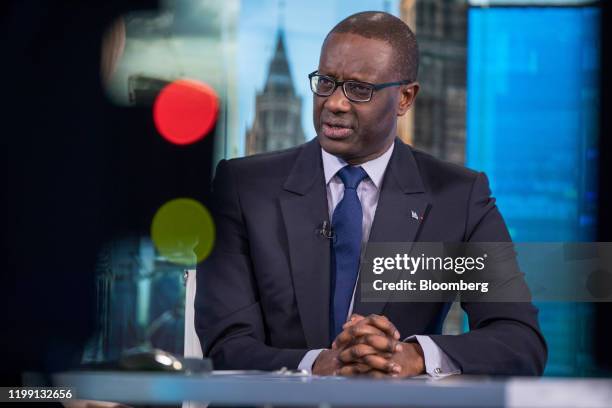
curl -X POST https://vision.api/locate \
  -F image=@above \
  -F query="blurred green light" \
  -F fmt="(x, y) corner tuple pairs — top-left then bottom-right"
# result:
(151, 198), (215, 266)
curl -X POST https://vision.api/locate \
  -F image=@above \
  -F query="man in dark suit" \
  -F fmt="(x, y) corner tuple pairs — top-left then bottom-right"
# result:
(196, 11), (547, 377)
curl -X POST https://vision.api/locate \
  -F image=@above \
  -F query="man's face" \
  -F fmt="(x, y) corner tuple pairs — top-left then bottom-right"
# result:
(314, 33), (402, 164)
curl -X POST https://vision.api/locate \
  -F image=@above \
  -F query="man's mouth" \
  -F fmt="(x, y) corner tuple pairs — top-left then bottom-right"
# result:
(321, 122), (353, 139)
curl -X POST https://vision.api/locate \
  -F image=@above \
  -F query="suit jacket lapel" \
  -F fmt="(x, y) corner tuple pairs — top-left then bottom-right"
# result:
(354, 139), (431, 317)
(280, 138), (331, 348)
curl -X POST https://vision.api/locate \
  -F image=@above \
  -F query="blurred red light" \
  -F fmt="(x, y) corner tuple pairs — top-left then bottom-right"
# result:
(153, 79), (219, 145)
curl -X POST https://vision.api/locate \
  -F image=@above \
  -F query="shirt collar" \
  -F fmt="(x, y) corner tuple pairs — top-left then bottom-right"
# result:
(321, 141), (394, 189)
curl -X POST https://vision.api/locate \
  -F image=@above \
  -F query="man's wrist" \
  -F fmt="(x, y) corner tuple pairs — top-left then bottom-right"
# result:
(411, 341), (426, 374)
(312, 348), (338, 376)
(298, 349), (325, 374)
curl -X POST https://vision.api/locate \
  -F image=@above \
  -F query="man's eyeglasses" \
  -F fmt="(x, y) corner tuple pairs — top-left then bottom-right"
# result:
(308, 70), (412, 103)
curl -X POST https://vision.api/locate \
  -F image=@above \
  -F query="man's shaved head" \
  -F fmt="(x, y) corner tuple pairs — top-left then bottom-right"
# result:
(324, 11), (419, 82)
(314, 11), (421, 164)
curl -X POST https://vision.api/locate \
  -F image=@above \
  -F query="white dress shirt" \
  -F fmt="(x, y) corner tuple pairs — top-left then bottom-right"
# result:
(298, 142), (461, 378)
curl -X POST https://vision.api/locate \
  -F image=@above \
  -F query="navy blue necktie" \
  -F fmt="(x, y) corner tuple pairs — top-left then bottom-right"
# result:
(330, 165), (368, 340)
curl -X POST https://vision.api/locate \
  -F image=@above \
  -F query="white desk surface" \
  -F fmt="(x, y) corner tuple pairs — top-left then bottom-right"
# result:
(52, 370), (612, 408)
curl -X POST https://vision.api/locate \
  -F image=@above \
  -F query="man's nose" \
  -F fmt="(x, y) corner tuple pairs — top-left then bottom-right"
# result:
(324, 85), (351, 113)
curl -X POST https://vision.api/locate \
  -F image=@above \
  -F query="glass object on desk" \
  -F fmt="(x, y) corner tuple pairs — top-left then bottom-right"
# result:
(82, 236), (191, 364)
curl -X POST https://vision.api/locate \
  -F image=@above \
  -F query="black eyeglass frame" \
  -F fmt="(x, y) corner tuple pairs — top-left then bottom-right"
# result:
(308, 70), (413, 103)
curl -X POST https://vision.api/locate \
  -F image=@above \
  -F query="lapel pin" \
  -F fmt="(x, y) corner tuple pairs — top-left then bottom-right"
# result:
(411, 210), (419, 221)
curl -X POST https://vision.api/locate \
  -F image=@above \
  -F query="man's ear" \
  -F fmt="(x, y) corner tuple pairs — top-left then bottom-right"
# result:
(397, 82), (420, 116)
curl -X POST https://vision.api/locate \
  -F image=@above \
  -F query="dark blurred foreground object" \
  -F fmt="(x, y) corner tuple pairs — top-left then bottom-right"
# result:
(0, 0), (215, 385)
(0, 0), (125, 385)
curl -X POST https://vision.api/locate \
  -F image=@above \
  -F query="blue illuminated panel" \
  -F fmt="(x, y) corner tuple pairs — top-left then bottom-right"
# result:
(467, 7), (599, 376)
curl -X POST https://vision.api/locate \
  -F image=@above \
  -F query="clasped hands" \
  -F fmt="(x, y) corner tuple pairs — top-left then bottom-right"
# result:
(312, 313), (425, 378)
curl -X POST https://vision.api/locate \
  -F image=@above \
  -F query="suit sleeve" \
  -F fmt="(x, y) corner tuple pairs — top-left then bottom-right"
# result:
(195, 159), (309, 370)
(428, 172), (548, 376)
